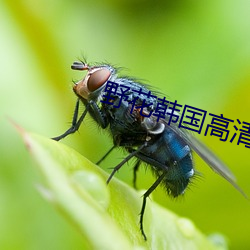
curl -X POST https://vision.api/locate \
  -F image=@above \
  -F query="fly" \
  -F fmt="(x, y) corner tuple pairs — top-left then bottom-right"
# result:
(52, 60), (246, 240)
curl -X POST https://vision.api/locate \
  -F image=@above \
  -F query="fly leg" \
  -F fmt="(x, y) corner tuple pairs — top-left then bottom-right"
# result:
(133, 160), (141, 189)
(107, 143), (146, 184)
(52, 99), (88, 141)
(96, 145), (116, 165)
(88, 100), (107, 129)
(140, 172), (167, 240)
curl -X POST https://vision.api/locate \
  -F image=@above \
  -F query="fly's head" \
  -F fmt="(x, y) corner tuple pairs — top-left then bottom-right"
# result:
(72, 61), (115, 100)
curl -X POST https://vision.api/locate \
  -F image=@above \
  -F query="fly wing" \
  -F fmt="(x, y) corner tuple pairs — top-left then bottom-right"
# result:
(160, 120), (247, 198)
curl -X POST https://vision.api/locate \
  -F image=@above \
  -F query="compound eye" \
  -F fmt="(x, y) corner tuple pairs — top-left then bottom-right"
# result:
(87, 68), (111, 92)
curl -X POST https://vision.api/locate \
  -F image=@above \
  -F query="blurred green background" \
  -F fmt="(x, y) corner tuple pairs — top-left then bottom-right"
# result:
(1, 0), (250, 249)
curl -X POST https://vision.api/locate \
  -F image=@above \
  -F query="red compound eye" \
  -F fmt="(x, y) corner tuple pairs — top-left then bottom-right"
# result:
(87, 68), (111, 92)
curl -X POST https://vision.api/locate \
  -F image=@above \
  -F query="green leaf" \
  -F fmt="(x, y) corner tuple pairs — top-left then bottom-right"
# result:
(19, 128), (227, 250)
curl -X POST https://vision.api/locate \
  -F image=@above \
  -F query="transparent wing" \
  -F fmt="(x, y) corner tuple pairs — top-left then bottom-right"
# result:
(161, 120), (247, 198)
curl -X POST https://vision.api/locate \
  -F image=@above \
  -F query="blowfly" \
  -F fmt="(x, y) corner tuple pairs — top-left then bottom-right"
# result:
(52, 60), (246, 240)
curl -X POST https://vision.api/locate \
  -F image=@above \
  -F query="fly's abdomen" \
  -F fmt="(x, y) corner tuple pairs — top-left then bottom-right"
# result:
(163, 128), (194, 197)
(137, 127), (194, 197)
(164, 154), (193, 197)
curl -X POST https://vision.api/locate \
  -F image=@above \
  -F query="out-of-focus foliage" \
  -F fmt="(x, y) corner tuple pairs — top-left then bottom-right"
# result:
(18, 129), (225, 250)
(0, 0), (250, 249)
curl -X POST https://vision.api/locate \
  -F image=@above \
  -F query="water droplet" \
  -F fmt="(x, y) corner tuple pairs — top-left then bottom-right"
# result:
(71, 170), (110, 209)
(177, 217), (196, 238)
